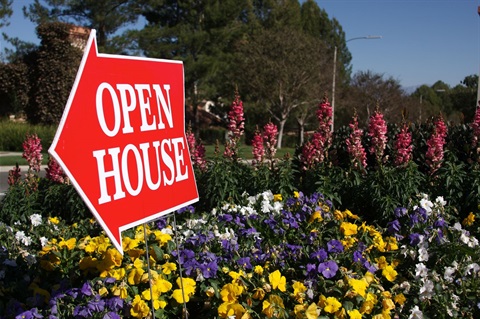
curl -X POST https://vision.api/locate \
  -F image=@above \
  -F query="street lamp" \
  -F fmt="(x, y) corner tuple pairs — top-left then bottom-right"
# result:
(331, 35), (382, 131)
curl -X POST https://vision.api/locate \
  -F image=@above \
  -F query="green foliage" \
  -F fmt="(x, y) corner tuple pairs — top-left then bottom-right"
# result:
(0, 0), (12, 28)
(0, 120), (56, 151)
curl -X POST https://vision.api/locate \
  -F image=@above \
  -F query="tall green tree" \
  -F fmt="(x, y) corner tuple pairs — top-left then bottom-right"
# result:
(301, 0), (351, 85)
(136, 0), (252, 133)
(23, 0), (141, 52)
(0, 0), (12, 28)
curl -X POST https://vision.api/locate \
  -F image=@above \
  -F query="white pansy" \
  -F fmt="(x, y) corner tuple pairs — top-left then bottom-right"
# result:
(419, 279), (434, 300)
(415, 263), (428, 279)
(444, 266), (456, 282)
(408, 305), (423, 319)
(435, 196), (447, 206)
(40, 237), (49, 247)
(15, 231), (32, 246)
(418, 247), (429, 262)
(161, 227), (173, 235)
(464, 263), (480, 276)
(420, 198), (433, 213)
(30, 213), (42, 226)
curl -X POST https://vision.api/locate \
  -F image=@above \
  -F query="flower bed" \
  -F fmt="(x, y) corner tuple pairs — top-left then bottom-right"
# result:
(1, 190), (479, 318)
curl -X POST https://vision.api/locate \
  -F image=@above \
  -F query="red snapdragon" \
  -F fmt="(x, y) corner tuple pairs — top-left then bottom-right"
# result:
(394, 123), (413, 166)
(300, 95), (333, 169)
(471, 105), (480, 155)
(346, 113), (367, 171)
(46, 156), (67, 183)
(186, 127), (207, 171)
(251, 128), (265, 164)
(22, 134), (43, 173)
(224, 91), (245, 159)
(263, 122), (278, 160)
(367, 108), (388, 164)
(426, 116), (447, 175)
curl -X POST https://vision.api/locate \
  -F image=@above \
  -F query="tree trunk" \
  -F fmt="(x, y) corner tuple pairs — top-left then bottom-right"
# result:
(277, 119), (287, 149)
(297, 120), (305, 145)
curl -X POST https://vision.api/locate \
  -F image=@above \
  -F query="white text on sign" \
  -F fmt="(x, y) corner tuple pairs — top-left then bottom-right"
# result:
(92, 82), (188, 204)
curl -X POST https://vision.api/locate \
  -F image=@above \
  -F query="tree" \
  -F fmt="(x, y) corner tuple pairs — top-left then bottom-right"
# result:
(136, 0), (252, 134)
(0, 0), (12, 28)
(301, 0), (351, 85)
(25, 22), (83, 125)
(23, 0), (141, 52)
(235, 26), (330, 148)
(338, 71), (411, 127)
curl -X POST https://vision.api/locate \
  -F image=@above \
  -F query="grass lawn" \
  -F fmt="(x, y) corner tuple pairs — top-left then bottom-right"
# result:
(0, 145), (296, 167)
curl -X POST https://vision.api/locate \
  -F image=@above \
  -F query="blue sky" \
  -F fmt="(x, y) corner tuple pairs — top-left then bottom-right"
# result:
(1, 0), (479, 89)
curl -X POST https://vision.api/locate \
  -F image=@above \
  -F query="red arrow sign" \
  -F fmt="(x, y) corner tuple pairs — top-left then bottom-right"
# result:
(49, 30), (198, 254)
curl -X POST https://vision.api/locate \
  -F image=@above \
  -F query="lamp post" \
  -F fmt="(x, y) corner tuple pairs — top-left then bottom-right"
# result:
(331, 35), (382, 131)
(477, 6), (480, 108)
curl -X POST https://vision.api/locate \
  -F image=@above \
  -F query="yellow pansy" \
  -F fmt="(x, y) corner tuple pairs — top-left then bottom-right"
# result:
(48, 216), (60, 225)
(252, 288), (266, 300)
(382, 298), (395, 312)
(294, 191), (300, 198)
(334, 210), (345, 220)
(268, 270), (286, 292)
(340, 222), (358, 236)
(385, 236), (398, 251)
(58, 237), (76, 250)
(394, 293), (406, 305)
(292, 281), (307, 296)
(153, 230), (172, 245)
(130, 295), (150, 318)
(348, 309), (362, 319)
(218, 302), (246, 319)
(254, 265), (264, 275)
(323, 296), (342, 313)
(375, 256), (388, 269)
(462, 212), (475, 226)
(162, 262), (177, 275)
(344, 209), (359, 219)
(349, 278), (368, 298)
(220, 282), (244, 302)
(112, 284), (128, 299)
(172, 277), (196, 303)
(273, 194), (283, 201)
(128, 268), (145, 285)
(309, 211), (323, 223)
(382, 265), (398, 282)
(122, 237), (140, 251)
(98, 287), (108, 296)
(305, 303), (319, 319)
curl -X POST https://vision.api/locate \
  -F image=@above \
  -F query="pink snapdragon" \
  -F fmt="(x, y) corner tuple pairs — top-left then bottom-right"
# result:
(263, 122), (278, 160)
(367, 108), (388, 164)
(301, 139), (317, 170)
(394, 123), (413, 166)
(224, 91), (245, 159)
(346, 113), (367, 171)
(186, 128), (207, 171)
(7, 164), (21, 186)
(251, 128), (265, 164)
(426, 116), (447, 175)
(22, 134), (43, 173)
(46, 156), (67, 183)
(227, 92), (245, 139)
(300, 96), (333, 169)
(471, 105), (480, 154)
